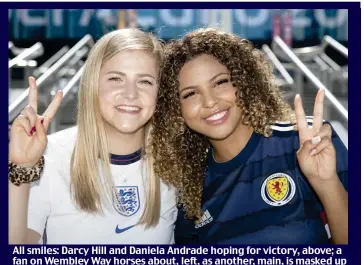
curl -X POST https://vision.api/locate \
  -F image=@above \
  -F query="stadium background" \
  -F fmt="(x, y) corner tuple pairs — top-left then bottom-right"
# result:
(8, 9), (348, 147)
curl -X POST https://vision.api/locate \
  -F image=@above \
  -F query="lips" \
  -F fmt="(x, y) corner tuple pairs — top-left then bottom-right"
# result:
(116, 105), (141, 113)
(206, 110), (228, 121)
(204, 109), (230, 125)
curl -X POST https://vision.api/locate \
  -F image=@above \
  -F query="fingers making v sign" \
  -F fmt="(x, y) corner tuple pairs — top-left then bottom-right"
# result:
(9, 76), (63, 167)
(294, 88), (338, 188)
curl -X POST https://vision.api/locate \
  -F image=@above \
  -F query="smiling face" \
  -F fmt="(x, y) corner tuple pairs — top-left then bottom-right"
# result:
(98, 50), (158, 135)
(178, 54), (245, 141)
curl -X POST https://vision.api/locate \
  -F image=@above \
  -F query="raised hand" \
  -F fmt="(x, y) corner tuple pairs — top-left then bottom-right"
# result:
(294, 88), (337, 186)
(9, 77), (63, 167)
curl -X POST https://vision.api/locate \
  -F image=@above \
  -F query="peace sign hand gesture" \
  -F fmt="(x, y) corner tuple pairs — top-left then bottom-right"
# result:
(9, 77), (63, 167)
(295, 89), (338, 190)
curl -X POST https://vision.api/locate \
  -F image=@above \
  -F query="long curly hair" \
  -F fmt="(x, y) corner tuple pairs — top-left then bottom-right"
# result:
(152, 28), (294, 220)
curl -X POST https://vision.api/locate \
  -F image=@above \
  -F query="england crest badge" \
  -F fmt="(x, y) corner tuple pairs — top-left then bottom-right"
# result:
(113, 186), (140, 216)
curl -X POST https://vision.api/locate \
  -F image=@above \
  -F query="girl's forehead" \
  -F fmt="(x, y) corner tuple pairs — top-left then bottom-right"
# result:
(101, 51), (158, 75)
(179, 55), (228, 77)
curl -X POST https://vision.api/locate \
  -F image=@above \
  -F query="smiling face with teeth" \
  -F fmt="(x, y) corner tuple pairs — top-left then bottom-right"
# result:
(178, 54), (248, 142)
(98, 50), (158, 136)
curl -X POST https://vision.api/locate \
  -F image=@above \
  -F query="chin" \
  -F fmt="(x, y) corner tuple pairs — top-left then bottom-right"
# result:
(107, 120), (142, 134)
(116, 125), (143, 134)
(206, 133), (232, 141)
(196, 128), (232, 141)
(195, 118), (243, 142)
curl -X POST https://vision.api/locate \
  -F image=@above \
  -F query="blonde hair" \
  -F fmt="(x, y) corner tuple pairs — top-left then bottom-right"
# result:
(70, 28), (163, 227)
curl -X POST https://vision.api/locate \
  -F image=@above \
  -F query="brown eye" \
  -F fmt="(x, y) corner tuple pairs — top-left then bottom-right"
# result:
(183, 91), (196, 99)
(215, 79), (229, 87)
(139, 80), (153, 85)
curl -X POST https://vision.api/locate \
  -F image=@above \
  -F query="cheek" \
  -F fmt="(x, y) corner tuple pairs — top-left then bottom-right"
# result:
(98, 86), (116, 118)
(142, 88), (158, 110)
(221, 86), (238, 100)
(181, 100), (200, 121)
(98, 84), (115, 104)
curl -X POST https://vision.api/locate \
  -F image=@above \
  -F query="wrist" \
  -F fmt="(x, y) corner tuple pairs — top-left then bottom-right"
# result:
(9, 155), (39, 168)
(310, 176), (345, 202)
(8, 156), (45, 186)
(10, 162), (38, 168)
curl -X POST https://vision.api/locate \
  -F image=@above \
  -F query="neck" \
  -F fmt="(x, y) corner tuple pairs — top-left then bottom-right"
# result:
(105, 124), (144, 155)
(210, 123), (253, 163)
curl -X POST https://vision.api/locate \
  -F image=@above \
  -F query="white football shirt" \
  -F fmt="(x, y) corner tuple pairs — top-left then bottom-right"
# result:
(27, 127), (177, 244)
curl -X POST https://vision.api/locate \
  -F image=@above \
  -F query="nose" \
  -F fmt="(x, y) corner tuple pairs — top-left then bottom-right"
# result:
(122, 83), (138, 100)
(202, 91), (219, 108)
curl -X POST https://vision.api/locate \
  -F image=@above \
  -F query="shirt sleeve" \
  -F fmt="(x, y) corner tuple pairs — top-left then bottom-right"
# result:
(174, 206), (199, 244)
(159, 184), (178, 244)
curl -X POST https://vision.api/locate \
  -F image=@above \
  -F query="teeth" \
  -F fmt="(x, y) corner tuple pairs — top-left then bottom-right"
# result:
(206, 110), (227, 121)
(117, 106), (140, 111)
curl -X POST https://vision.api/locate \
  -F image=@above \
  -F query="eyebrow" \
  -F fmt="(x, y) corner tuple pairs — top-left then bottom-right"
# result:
(106, 71), (156, 79)
(179, 72), (230, 93)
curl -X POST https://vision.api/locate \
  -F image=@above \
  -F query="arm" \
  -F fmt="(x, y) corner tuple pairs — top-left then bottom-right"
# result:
(294, 89), (348, 244)
(9, 154), (55, 245)
(8, 76), (63, 244)
(9, 115), (45, 244)
(311, 128), (348, 244)
(9, 182), (41, 244)
(315, 178), (347, 244)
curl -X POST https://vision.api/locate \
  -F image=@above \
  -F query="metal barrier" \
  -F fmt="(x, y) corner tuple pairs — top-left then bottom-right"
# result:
(272, 35), (348, 97)
(319, 42), (348, 96)
(272, 36), (348, 122)
(319, 53), (341, 71)
(9, 42), (45, 88)
(9, 42), (44, 69)
(262, 44), (295, 100)
(33, 46), (70, 78)
(61, 66), (84, 103)
(58, 47), (89, 78)
(9, 35), (94, 122)
(323, 35), (348, 58)
(263, 44), (294, 86)
(49, 66), (84, 134)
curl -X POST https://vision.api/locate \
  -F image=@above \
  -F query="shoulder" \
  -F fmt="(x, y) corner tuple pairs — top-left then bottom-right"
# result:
(269, 116), (327, 142)
(31, 127), (78, 189)
(252, 117), (336, 160)
(160, 179), (177, 203)
(44, 126), (78, 165)
(159, 178), (177, 217)
(48, 126), (78, 146)
(46, 127), (78, 154)
(270, 117), (346, 148)
(269, 117), (310, 137)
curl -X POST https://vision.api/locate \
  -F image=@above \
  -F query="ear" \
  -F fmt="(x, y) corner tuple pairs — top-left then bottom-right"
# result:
(242, 115), (250, 125)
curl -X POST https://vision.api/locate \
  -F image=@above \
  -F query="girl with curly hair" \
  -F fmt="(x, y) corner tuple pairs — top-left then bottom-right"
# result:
(152, 28), (348, 244)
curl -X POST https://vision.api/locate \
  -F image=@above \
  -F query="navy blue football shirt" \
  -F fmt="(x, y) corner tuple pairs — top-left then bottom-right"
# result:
(174, 120), (348, 244)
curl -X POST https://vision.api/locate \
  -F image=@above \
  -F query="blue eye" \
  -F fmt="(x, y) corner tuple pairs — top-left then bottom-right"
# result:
(109, 77), (122, 82)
